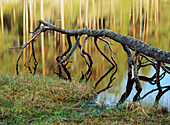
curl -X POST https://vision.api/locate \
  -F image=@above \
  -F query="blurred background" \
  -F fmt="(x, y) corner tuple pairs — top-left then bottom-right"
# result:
(0, 0), (169, 106)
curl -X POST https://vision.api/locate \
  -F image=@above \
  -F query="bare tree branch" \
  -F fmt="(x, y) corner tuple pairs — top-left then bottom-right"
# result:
(38, 20), (170, 64)
(117, 44), (134, 105)
(133, 52), (142, 101)
(10, 20), (169, 105)
(79, 35), (93, 82)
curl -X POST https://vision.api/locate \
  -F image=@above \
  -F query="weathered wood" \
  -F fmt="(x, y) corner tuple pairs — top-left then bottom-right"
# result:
(39, 20), (170, 64)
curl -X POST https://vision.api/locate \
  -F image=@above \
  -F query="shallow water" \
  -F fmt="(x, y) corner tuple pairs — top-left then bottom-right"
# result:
(0, 0), (169, 108)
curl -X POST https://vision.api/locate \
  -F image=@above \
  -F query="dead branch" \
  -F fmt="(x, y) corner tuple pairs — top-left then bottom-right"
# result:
(79, 35), (93, 82)
(133, 52), (142, 101)
(117, 44), (134, 105)
(37, 20), (170, 64)
(10, 19), (169, 105)
(161, 63), (170, 74)
(55, 34), (72, 80)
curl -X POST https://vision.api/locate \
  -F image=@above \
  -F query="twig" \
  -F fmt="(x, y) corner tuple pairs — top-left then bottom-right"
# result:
(9, 46), (23, 49)
(98, 37), (116, 55)
(56, 34), (72, 60)
(161, 63), (170, 74)
(139, 53), (156, 65)
(94, 38), (115, 66)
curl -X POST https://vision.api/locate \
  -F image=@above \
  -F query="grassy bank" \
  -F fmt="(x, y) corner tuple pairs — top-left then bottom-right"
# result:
(0, 73), (169, 124)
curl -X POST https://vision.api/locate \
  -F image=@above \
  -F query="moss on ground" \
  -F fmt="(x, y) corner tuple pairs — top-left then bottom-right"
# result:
(0, 73), (169, 124)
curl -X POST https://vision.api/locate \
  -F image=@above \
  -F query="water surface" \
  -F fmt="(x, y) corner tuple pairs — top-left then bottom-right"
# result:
(0, 0), (169, 108)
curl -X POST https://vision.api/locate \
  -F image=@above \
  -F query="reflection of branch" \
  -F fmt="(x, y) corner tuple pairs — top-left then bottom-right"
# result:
(94, 66), (114, 89)
(94, 37), (117, 93)
(53, 71), (68, 80)
(155, 87), (170, 105)
(24, 40), (38, 75)
(97, 77), (116, 94)
(154, 61), (163, 104)
(138, 72), (166, 85)
(138, 86), (170, 101)
(24, 63), (38, 75)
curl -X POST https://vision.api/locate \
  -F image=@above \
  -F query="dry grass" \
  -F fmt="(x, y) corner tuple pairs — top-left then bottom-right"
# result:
(0, 73), (169, 124)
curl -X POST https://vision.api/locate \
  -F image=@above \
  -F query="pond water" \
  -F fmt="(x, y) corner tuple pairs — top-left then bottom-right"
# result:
(0, 0), (169, 109)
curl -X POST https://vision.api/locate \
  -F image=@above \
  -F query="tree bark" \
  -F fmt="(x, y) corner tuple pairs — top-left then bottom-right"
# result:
(39, 20), (170, 64)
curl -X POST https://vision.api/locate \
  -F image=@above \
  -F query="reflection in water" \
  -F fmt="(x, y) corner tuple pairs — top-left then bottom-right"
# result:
(60, 0), (65, 52)
(0, 0), (170, 107)
(93, 37), (117, 94)
(41, 0), (45, 76)
(23, 0), (26, 76)
(29, 0), (33, 56)
(24, 60), (38, 75)
(0, 0), (4, 35)
(96, 67), (170, 111)
(79, 0), (82, 28)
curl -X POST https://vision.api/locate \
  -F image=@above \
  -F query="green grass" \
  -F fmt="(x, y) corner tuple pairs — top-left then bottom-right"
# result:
(0, 73), (169, 124)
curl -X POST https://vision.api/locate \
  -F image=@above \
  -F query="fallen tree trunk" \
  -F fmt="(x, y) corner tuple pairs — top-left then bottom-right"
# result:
(10, 19), (170, 105)
(39, 20), (170, 64)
